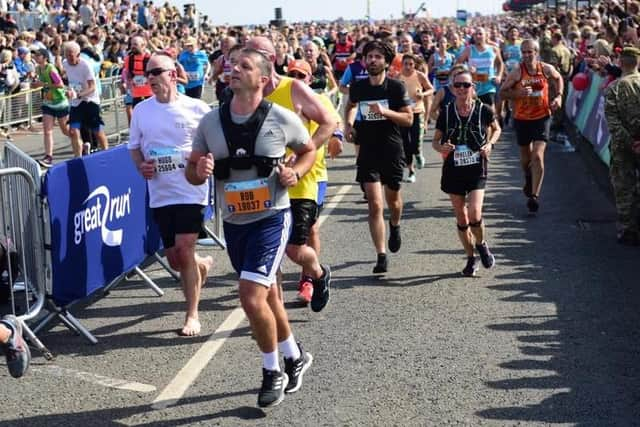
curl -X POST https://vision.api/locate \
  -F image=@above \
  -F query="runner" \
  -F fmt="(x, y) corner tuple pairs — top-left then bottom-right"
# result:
(186, 48), (316, 408)
(498, 26), (522, 126)
(331, 29), (354, 80)
(456, 27), (504, 107)
(303, 41), (338, 98)
(210, 36), (237, 101)
(499, 39), (564, 214)
(178, 36), (210, 99)
(246, 36), (336, 311)
(61, 41), (108, 157)
(122, 36), (152, 108)
(398, 53), (433, 181)
(344, 40), (413, 273)
(0, 315), (30, 378)
(30, 47), (69, 167)
(285, 59), (342, 304)
(128, 53), (213, 337)
(431, 69), (500, 276)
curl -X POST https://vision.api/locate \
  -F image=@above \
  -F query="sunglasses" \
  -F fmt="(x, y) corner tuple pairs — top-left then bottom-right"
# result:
(453, 82), (473, 88)
(145, 67), (172, 77)
(287, 71), (307, 79)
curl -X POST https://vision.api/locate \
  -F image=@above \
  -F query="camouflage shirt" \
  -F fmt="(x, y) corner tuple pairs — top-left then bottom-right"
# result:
(604, 71), (640, 147)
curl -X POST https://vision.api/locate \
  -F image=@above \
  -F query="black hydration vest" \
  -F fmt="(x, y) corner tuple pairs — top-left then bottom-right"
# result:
(214, 100), (284, 180)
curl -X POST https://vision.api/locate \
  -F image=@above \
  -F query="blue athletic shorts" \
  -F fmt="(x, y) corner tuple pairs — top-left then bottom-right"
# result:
(317, 181), (328, 207)
(223, 209), (291, 288)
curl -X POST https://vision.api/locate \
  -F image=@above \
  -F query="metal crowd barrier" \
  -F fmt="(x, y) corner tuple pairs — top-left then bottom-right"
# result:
(0, 78), (218, 144)
(0, 161), (53, 359)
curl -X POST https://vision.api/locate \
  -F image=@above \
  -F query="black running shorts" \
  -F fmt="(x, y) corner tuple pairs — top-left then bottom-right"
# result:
(152, 204), (205, 249)
(513, 116), (551, 146)
(288, 199), (319, 245)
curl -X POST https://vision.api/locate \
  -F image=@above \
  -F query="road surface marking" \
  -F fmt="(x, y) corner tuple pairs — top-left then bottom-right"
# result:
(32, 365), (156, 393)
(150, 183), (353, 409)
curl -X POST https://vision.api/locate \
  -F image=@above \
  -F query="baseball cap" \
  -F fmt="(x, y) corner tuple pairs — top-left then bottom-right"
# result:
(184, 36), (197, 46)
(287, 59), (312, 77)
(17, 46), (29, 55)
(30, 48), (49, 58)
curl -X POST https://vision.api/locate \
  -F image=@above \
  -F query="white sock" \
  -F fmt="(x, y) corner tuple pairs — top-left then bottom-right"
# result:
(278, 334), (301, 360)
(262, 350), (280, 371)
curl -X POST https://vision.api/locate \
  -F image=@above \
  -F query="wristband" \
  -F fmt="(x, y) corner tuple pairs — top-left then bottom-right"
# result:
(331, 129), (344, 142)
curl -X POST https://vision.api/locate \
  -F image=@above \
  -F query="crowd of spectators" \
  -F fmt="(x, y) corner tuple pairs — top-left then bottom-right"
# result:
(0, 0), (637, 127)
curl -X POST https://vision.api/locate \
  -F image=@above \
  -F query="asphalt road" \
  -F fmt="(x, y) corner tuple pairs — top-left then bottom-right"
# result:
(1, 119), (639, 426)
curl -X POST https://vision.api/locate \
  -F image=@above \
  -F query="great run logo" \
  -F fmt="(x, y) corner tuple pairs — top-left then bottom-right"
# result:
(73, 186), (132, 246)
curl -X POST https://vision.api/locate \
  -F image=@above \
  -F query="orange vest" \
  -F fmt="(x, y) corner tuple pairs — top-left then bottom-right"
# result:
(513, 62), (551, 121)
(124, 53), (153, 99)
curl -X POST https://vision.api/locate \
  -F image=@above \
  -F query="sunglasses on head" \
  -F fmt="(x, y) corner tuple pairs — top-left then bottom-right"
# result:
(287, 71), (307, 79)
(145, 67), (172, 77)
(453, 82), (472, 88)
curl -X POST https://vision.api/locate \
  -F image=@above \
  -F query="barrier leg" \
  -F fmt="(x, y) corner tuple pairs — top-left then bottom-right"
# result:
(133, 266), (164, 297)
(60, 311), (98, 345)
(21, 320), (54, 360)
(102, 273), (126, 295)
(201, 224), (226, 249)
(31, 299), (98, 345)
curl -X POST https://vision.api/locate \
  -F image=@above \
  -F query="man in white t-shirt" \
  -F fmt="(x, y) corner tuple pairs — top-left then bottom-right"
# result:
(128, 53), (213, 336)
(62, 41), (107, 156)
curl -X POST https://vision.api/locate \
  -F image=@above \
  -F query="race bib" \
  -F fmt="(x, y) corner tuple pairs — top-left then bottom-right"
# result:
(525, 90), (543, 107)
(70, 82), (83, 93)
(453, 144), (481, 167)
(359, 100), (389, 121)
(187, 71), (200, 81)
(148, 148), (185, 174)
(224, 179), (272, 214)
(506, 59), (520, 72)
(472, 72), (489, 83)
(133, 75), (147, 86)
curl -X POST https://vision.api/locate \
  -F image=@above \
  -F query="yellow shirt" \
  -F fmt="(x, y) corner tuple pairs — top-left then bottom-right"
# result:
(266, 78), (339, 200)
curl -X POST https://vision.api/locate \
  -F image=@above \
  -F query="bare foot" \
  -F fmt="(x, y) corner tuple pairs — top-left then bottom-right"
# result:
(178, 317), (201, 336)
(198, 255), (213, 287)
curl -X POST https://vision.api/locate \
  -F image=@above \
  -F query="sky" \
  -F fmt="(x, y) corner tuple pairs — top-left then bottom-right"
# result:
(171, 1), (504, 27)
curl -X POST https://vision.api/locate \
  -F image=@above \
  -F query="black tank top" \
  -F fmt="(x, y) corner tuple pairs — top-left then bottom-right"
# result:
(310, 59), (328, 91)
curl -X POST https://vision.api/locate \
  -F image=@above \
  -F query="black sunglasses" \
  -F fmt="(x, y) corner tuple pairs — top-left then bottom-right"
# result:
(145, 67), (172, 77)
(453, 82), (472, 88)
(287, 72), (307, 79)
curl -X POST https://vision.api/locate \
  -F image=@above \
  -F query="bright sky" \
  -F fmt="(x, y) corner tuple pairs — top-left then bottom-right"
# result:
(171, 1), (504, 26)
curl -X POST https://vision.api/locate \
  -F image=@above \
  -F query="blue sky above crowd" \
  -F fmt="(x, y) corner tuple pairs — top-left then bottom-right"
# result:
(171, 0), (504, 26)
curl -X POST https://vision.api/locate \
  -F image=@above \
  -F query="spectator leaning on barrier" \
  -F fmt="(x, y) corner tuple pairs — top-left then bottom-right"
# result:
(603, 46), (640, 246)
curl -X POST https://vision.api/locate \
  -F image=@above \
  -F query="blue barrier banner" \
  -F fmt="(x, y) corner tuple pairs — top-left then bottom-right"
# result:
(43, 145), (161, 305)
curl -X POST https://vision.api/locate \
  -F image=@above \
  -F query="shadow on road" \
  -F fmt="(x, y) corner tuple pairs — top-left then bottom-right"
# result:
(474, 139), (640, 424)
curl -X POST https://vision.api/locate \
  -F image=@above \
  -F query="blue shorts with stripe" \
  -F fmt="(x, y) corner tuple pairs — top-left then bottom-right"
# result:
(223, 209), (291, 288)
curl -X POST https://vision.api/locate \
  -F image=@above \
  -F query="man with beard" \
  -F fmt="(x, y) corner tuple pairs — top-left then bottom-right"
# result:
(344, 40), (413, 273)
(499, 39), (564, 214)
(123, 36), (152, 107)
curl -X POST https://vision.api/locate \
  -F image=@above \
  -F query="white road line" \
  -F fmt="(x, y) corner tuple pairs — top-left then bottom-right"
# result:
(32, 365), (156, 393)
(151, 307), (245, 409)
(150, 183), (353, 409)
